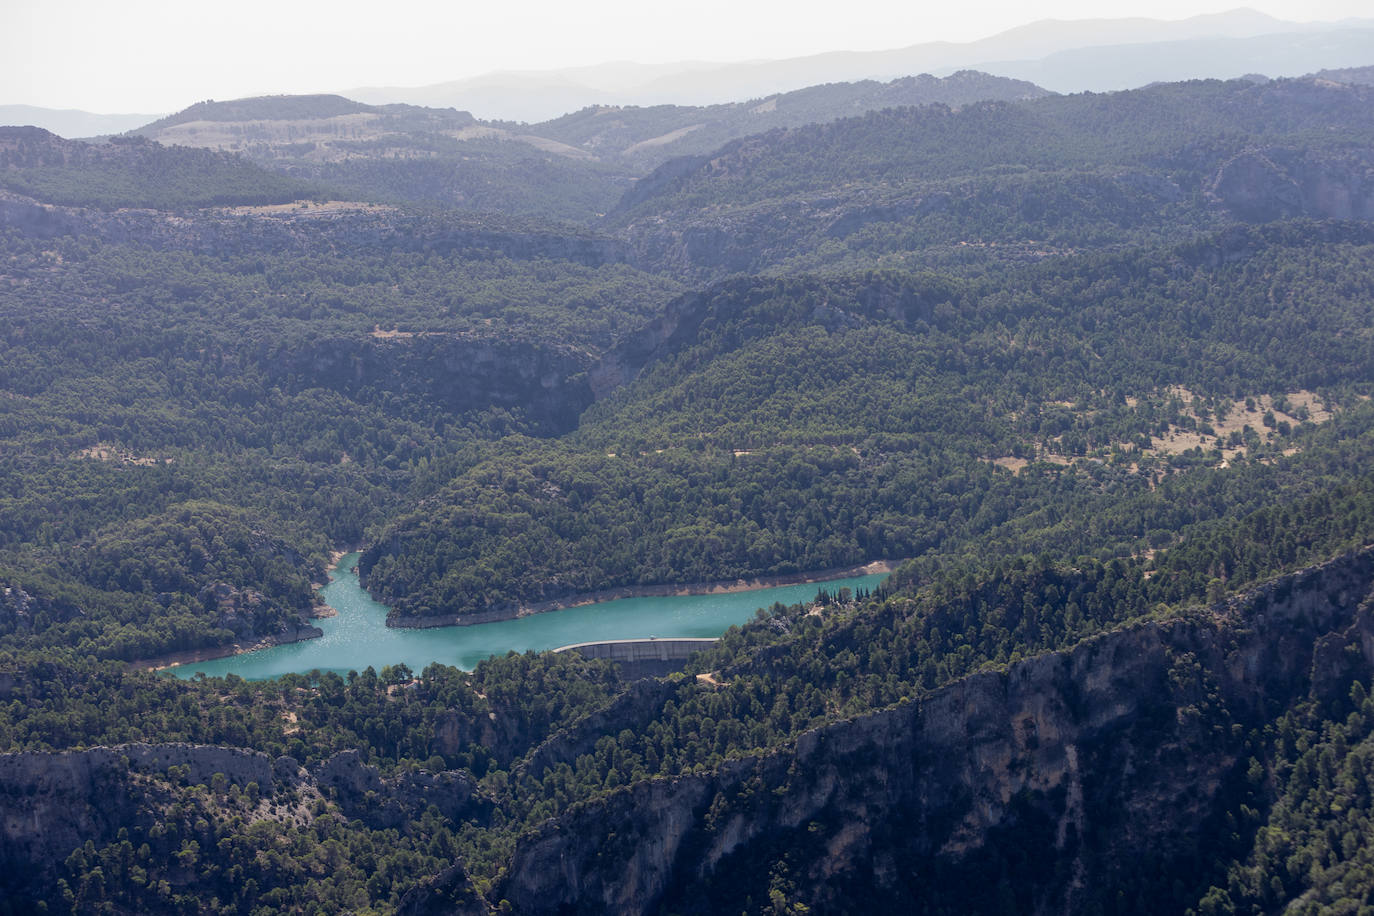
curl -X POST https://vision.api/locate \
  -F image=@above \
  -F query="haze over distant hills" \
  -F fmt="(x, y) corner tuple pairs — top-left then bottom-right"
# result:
(113, 71), (1047, 222)
(975, 27), (1374, 92)
(4, 8), (1372, 133)
(0, 105), (162, 140)
(342, 8), (1374, 120)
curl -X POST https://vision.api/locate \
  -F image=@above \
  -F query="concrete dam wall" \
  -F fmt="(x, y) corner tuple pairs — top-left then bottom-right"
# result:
(554, 638), (719, 678)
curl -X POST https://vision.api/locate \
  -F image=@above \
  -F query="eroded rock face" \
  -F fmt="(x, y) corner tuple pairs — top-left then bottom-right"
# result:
(0, 583), (40, 634)
(491, 549), (1374, 915)
(0, 744), (286, 886)
(265, 333), (597, 437)
(0, 742), (491, 899)
(1212, 147), (1374, 222)
(315, 749), (491, 830)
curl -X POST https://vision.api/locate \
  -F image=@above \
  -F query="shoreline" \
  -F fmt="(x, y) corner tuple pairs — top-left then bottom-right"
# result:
(387, 559), (898, 630)
(134, 623), (324, 672)
(140, 549), (355, 671)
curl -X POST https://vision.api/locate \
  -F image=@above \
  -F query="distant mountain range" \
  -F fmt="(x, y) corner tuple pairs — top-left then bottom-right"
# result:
(4, 8), (1372, 134)
(342, 8), (1374, 120)
(0, 105), (162, 140)
(129, 70), (1048, 164)
(113, 72), (1048, 223)
(973, 27), (1374, 92)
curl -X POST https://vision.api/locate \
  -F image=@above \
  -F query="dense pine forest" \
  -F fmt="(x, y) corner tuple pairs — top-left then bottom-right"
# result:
(3, 70), (1374, 914)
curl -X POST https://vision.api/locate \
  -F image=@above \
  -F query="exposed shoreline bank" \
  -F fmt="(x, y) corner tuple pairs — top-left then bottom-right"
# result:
(139, 549), (358, 671)
(135, 623), (324, 672)
(139, 553), (899, 668)
(386, 559), (898, 630)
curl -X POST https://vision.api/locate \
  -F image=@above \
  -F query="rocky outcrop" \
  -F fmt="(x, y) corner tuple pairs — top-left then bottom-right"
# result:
(0, 582), (40, 635)
(396, 862), (491, 916)
(1211, 147), (1374, 222)
(487, 549), (1374, 914)
(197, 581), (288, 639)
(0, 743), (298, 889)
(587, 281), (747, 399)
(314, 749), (491, 830)
(0, 190), (85, 238)
(515, 678), (683, 782)
(0, 742), (495, 898)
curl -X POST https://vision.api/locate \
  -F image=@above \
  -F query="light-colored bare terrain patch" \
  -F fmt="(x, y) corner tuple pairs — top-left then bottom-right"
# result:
(446, 124), (595, 158)
(148, 113), (384, 153)
(987, 452), (1072, 472)
(623, 124), (705, 156)
(75, 444), (171, 466)
(1144, 389), (1331, 460)
(751, 98), (779, 114)
(371, 325), (418, 339)
(511, 133), (598, 159)
(988, 389), (1334, 474)
(447, 125), (508, 141)
(220, 200), (390, 217)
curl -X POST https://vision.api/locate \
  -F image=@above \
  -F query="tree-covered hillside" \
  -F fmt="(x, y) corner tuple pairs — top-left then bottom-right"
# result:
(361, 222), (1374, 620)
(0, 128), (321, 209)
(615, 77), (1374, 275)
(2, 70), (1374, 914)
(124, 73), (1054, 222)
(527, 70), (1050, 169)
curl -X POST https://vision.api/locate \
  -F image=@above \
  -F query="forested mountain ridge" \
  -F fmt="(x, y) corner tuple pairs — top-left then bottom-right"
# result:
(616, 77), (1374, 274)
(521, 70), (1050, 169)
(115, 72), (1055, 222)
(137, 94), (397, 131)
(0, 126), (318, 209)
(486, 546), (1374, 914)
(2, 63), (1374, 914)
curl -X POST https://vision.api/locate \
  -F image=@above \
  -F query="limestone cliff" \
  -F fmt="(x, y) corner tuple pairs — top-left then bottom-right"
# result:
(0, 743), (487, 901)
(1210, 147), (1374, 222)
(488, 549), (1374, 914)
(265, 332), (597, 437)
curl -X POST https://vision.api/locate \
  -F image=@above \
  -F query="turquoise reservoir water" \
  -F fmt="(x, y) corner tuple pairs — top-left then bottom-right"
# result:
(168, 553), (888, 681)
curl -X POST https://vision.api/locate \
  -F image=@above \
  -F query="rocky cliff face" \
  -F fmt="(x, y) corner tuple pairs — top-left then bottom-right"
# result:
(315, 749), (490, 830)
(265, 332), (597, 437)
(0, 742), (488, 900)
(489, 549), (1374, 914)
(0, 744), (294, 886)
(586, 285), (719, 398)
(1211, 147), (1374, 222)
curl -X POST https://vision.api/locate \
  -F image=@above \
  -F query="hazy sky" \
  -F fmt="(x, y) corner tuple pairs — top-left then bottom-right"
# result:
(3, 0), (1371, 112)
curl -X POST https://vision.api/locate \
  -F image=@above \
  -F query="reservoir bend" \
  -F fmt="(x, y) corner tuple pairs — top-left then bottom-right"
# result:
(169, 552), (889, 680)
